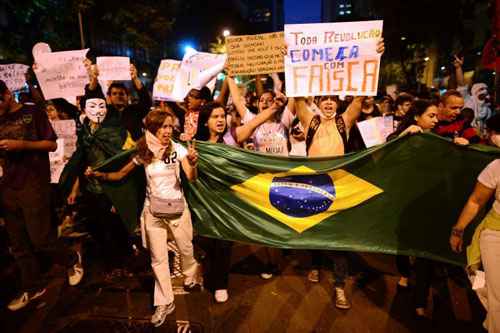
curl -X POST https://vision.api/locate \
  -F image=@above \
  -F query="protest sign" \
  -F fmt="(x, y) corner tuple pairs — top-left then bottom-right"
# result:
(34, 49), (89, 100)
(0, 64), (29, 91)
(96, 56), (131, 81)
(32, 42), (52, 61)
(152, 59), (182, 101)
(171, 49), (227, 100)
(284, 20), (383, 97)
(226, 32), (285, 75)
(357, 116), (393, 147)
(49, 120), (77, 183)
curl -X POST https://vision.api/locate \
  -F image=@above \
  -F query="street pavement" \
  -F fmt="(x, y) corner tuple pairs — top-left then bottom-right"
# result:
(0, 241), (487, 333)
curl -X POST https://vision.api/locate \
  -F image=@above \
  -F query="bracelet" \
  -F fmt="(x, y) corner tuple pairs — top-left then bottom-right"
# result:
(451, 227), (464, 238)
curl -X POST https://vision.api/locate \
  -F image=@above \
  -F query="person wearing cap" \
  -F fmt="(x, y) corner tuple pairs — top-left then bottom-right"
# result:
(0, 80), (83, 312)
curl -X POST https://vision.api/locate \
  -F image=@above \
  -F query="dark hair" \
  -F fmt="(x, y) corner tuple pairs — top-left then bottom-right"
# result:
(50, 98), (80, 120)
(461, 107), (474, 123)
(0, 80), (7, 95)
(136, 109), (176, 164)
(199, 86), (213, 102)
(394, 93), (414, 107)
(195, 101), (226, 142)
(107, 83), (129, 96)
(389, 99), (435, 139)
(487, 113), (500, 132)
(440, 89), (462, 105)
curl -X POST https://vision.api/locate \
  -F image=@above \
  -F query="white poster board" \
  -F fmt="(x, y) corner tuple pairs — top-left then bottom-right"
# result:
(96, 56), (131, 81)
(284, 20), (383, 97)
(357, 116), (393, 147)
(0, 64), (29, 91)
(34, 49), (89, 100)
(152, 59), (182, 101)
(171, 50), (227, 101)
(49, 120), (77, 183)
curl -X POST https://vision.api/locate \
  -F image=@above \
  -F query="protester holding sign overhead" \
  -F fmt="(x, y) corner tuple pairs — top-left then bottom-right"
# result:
(84, 60), (152, 140)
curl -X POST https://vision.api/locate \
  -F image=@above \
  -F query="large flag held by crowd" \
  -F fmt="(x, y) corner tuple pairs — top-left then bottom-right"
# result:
(94, 134), (499, 266)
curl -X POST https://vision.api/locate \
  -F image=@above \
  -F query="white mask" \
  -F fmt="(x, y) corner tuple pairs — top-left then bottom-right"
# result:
(491, 134), (500, 148)
(85, 98), (107, 124)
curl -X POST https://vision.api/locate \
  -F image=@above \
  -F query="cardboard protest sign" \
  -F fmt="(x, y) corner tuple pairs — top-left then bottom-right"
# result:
(285, 20), (383, 97)
(172, 50), (227, 100)
(152, 59), (182, 101)
(357, 115), (393, 148)
(226, 32), (285, 75)
(96, 56), (131, 81)
(34, 49), (89, 100)
(0, 64), (29, 91)
(49, 120), (77, 183)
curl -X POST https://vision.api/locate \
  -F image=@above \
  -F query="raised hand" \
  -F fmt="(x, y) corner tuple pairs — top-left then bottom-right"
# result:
(186, 140), (198, 166)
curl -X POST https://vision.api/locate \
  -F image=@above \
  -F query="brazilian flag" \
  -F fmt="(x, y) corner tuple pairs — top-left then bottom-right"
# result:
(184, 133), (499, 266)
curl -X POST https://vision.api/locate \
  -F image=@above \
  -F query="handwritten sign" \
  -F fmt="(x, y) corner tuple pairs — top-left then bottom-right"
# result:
(226, 32), (285, 75)
(96, 56), (131, 81)
(152, 59), (182, 101)
(49, 120), (77, 183)
(0, 64), (29, 91)
(284, 20), (383, 97)
(171, 50), (227, 100)
(357, 116), (393, 147)
(34, 49), (89, 100)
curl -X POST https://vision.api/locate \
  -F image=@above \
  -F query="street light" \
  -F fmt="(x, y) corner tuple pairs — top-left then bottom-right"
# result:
(424, 57), (430, 62)
(223, 29), (231, 37)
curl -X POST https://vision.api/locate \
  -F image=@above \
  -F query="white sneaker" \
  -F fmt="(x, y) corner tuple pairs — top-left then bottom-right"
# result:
(151, 302), (175, 327)
(335, 287), (351, 309)
(7, 288), (46, 311)
(214, 289), (229, 303)
(68, 251), (84, 286)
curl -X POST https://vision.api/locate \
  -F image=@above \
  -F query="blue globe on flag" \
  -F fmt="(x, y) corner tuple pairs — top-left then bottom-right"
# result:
(269, 174), (336, 218)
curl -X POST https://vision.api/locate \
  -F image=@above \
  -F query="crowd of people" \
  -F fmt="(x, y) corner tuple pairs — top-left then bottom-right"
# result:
(1, 37), (500, 331)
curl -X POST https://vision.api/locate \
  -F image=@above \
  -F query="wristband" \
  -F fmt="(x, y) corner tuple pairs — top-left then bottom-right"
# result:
(451, 227), (464, 238)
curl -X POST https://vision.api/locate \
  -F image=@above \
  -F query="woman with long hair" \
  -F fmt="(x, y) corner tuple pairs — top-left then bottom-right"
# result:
(86, 109), (201, 327)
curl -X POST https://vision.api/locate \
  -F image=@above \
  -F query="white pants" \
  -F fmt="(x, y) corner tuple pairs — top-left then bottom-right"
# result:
(480, 229), (500, 332)
(142, 206), (198, 306)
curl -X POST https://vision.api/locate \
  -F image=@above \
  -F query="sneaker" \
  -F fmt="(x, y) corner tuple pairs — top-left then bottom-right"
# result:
(7, 288), (46, 311)
(151, 303), (175, 327)
(214, 289), (229, 303)
(307, 269), (320, 283)
(260, 272), (273, 280)
(183, 266), (203, 291)
(68, 251), (84, 286)
(334, 287), (351, 309)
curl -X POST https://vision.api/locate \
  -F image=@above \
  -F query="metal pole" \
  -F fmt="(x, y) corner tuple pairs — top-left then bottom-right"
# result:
(78, 8), (85, 49)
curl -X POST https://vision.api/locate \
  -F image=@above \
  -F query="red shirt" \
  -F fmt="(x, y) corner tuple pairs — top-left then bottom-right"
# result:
(0, 104), (57, 189)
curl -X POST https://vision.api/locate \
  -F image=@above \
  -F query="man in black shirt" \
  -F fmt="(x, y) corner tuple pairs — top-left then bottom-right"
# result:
(84, 62), (152, 140)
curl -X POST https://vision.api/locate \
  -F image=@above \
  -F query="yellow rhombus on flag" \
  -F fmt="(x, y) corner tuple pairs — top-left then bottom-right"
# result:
(231, 166), (383, 233)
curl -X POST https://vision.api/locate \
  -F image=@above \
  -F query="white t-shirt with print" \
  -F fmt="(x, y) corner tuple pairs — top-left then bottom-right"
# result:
(141, 141), (187, 201)
(242, 109), (289, 156)
(478, 159), (500, 214)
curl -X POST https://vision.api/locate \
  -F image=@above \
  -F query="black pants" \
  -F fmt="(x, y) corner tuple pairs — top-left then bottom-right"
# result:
(396, 255), (411, 278)
(79, 191), (132, 271)
(202, 238), (233, 291)
(414, 258), (433, 308)
(1, 180), (76, 292)
(310, 250), (348, 287)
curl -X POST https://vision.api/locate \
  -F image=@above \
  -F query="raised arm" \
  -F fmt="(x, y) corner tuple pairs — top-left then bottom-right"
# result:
(342, 96), (364, 129)
(293, 97), (315, 129)
(255, 74), (264, 98)
(454, 55), (465, 87)
(234, 103), (280, 143)
(227, 76), (248, 118)
(214, 76), (229, 106)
